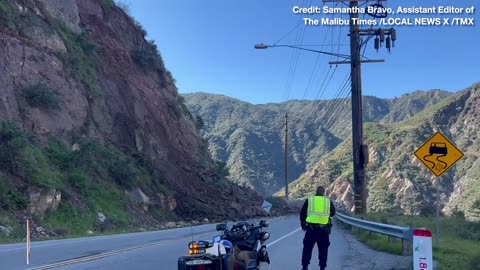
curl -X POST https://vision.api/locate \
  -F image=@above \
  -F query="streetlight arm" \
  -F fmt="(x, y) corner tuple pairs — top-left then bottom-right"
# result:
(254, 43), (350, 59)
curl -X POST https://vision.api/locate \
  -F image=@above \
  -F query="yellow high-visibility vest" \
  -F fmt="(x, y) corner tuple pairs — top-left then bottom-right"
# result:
(306, 196), (331, 225)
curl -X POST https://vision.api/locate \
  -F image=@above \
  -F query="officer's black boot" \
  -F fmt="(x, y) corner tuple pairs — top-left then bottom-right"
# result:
(320, 267), (326, 270)
(302, 265), (308, 270)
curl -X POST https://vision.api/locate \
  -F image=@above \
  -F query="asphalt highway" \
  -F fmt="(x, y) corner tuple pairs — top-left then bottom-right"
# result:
(0, 216), (349, 270)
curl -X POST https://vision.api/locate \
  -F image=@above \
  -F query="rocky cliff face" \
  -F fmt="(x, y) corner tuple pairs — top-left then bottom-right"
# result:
(2, 0), (205, 175)
(0, 0), (263, 238)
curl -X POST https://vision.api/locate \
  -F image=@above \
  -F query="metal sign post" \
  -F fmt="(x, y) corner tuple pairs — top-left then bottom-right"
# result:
(435, 185), (440, 247)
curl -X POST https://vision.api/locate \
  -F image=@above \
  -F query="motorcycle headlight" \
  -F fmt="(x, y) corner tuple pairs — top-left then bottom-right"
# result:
(189, 240), (213, 249)
(261, 232), (270, 241)
(188, 240), (211, 255)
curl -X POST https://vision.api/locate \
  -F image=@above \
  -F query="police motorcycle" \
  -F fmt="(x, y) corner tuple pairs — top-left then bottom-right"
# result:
(220, 220), (271, 270)
(177, 220), (271, 270)
(177, 235), (233, 270)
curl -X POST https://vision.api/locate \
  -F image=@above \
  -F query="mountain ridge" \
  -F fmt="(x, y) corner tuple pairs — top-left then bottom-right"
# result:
(184, 88), (454, 194)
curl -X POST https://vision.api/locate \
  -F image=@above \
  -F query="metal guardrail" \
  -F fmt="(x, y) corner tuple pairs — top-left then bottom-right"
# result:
(335, 212), (413, 241)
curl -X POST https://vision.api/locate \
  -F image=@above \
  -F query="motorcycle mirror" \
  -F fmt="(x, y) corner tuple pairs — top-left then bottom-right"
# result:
(216, 223), (228, 231)
(260, 232), (270, 241)
(213, 235), (222, 242)
(259, 220), (269, 227)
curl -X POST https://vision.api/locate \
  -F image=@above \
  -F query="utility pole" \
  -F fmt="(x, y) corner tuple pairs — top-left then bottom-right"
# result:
(349, 0), (366, 215)
(284, 113), (289, 201)
(324, 0), (396, 215)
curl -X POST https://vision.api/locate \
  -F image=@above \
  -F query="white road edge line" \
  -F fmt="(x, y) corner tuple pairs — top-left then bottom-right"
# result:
(267, 227), (302, 247)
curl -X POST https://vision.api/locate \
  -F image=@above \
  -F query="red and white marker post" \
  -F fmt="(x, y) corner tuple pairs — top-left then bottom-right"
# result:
(26, 219), (31, 265)
(413, 229), (433, 270)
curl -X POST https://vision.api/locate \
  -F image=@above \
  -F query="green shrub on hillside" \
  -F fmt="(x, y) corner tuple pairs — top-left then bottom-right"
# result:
(195, 115), (205, 130)
(99, 0), (115, 10)
(23, 83), (61, 110)
(131, 40), (170, 86)
(215, 160), (230, 177)
(0, 122), (34, 178)
(0, 122), (168, 239)
(0, 0), (16, 29)
(1, 122), (155, 192)
(68, 170), (91, 195)
(131, 48), (157, 71)
(29, 154), (65, 190)
(0, 176), (28, 210)
(43, 201), (96, 236)
(56, 25), (99, 96)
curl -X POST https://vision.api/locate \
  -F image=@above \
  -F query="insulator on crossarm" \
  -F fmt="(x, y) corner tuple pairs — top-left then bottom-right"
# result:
(386, 36), (391, 52)
(390, 28), (397, 41)
(379, 29), (385, 43)
(374, 37), (380, 51)
(390, 28), (396, 47)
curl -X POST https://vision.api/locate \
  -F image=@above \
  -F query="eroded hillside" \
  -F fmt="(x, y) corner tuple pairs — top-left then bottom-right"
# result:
(0, 0), (263, 240)
(288, 85), (480, 221)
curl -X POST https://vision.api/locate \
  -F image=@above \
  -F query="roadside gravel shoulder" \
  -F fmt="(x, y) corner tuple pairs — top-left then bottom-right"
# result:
(340, 228), (412, 270)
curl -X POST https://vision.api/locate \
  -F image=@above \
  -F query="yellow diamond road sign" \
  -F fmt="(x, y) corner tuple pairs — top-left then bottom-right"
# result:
(414, 132), (464, 177)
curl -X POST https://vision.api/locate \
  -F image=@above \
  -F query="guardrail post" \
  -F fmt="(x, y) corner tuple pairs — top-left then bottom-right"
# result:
(401, 239), (413, 256)
(402, 226), (414, 257)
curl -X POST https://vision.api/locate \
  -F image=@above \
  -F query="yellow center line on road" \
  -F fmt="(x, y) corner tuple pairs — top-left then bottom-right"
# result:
(26, 231), (215, 270)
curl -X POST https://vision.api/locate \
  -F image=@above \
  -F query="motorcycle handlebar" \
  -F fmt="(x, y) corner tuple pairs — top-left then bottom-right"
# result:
(221, 225), (264, 241)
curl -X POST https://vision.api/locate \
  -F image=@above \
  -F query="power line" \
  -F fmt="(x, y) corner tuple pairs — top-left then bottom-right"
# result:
(327, 77), (351, 120)
(273, 21), (302, 46)
(282, 4), (307, 102)
(302, 54), (322, 100)
(301, 16), (335, 100)
(314, 74), (349, 126)
(324, 88), (351, 131)
(305, 65), (338, 120)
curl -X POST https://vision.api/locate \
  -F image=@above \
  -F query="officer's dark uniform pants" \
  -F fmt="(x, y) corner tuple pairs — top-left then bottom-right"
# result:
(302, 226), (330, 268)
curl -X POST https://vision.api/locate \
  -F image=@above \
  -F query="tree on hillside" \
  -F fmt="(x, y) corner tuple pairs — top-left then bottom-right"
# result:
(215, 160), (230, 177)
(195, 115), (204, 130)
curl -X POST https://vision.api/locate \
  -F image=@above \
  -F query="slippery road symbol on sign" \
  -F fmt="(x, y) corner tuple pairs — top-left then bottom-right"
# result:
(414, 132), (464, 177)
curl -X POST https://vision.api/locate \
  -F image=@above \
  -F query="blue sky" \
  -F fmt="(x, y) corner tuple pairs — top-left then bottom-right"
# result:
(126, 0), (479, 104)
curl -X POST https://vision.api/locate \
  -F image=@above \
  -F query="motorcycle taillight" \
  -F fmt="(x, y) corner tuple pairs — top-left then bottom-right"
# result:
(234, 263), (240, 269)
(196, 266), (206, 270)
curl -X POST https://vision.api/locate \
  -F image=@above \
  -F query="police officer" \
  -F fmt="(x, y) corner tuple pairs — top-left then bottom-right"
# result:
(300, 186), (336, 270)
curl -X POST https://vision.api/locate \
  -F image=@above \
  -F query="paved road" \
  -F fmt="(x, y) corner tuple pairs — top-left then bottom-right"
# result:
(0, 216), (349, 270)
